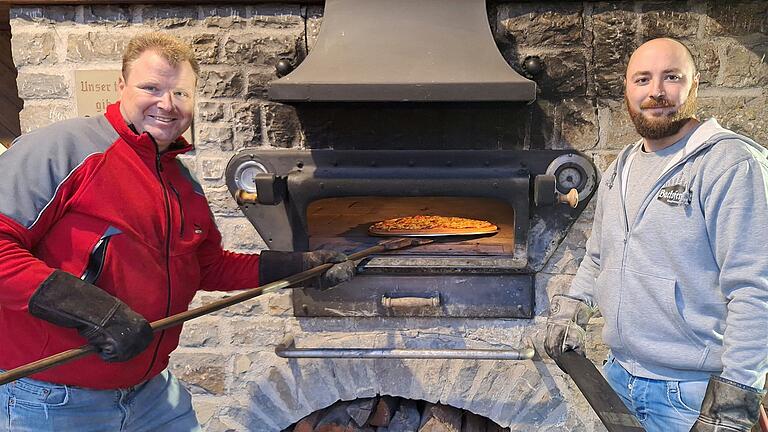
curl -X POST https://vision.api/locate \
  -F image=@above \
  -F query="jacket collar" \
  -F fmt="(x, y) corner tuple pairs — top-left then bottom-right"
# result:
(105, 101), (193, 161)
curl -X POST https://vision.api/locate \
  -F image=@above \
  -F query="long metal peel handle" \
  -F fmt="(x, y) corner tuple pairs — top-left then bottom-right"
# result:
(275, 335), (535, 360)
(0, 239), (424, 386)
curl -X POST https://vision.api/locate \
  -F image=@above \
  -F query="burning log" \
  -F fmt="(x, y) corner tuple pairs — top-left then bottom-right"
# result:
(368, 396), (400, 427)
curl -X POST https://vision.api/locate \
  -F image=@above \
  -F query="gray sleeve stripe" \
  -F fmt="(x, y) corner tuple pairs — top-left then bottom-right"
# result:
(28, 151), (103, 230)
(0, 116), (116, 229)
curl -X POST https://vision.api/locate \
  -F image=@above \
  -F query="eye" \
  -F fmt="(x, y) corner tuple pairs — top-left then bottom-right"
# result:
(173, 90), (190, 99)
(634, 77), (649, 85)
(141, 85), (158, 92)
(665, 74), (682, 81)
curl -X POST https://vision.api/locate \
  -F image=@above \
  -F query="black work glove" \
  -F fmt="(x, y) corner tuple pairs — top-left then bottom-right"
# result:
(259, 250), (356, 290)
(690, 375), (766, 432)
(28, 270), (154, 362)
(543, 294), (593, 371)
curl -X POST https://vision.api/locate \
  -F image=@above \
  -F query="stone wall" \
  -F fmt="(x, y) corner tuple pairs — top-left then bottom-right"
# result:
(9, 2), (767, 431)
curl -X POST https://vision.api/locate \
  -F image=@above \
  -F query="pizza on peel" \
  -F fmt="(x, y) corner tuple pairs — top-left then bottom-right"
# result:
(368, 215), (498, 236)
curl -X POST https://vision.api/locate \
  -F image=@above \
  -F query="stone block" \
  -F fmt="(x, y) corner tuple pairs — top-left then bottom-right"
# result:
(698, 96), (768, 145)
(143, 6), (197, 29)
(178, 317), (221, 347)
(536, 50), (588, 96)
(199, 70), (244, 98)
(67, 32), (128, 62)
(11, 7), (75, 24)
(591, 4), (638, 98)
(222, 33), (300, 67)
(597, 99), (639, 150)
(197, 101), (226, 123)
(496, 3), (584, 48)
(718, 37), (768, 88)
(250, 5), (303, 30)
(640, 3), (700, 39)
(196, 125), (234, 152)
(169, 353), (228, 395)
(267, 291), (293, 316)
(687, 39), (720, 87)
(205, 187), (242, 216)
(188, 33), (219, 65)
(202, 6), (247, 28)
(215, 216), (267, 251)
(84, 5), (131, 25)
(191, 398), (222, 426)
(705, 2), (768, 37)
(589, 150), (621, 173)
(533, 97), (598, 152)
(232, 102), (262, 149)
(263, 103), (302, 148)
(17, 73), (69, 99)
(12, 31), (56, 67)
(199, 157), (224, 181)
(246, 70), (278, 100)
(230, 318), (286, 346)
(19, 102), (74, 133)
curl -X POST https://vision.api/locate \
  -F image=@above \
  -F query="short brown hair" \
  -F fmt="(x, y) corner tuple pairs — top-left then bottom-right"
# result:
(122, 32), (200, 79)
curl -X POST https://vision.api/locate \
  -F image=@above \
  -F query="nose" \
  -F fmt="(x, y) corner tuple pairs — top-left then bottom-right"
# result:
(649, 78), (665, 100)
(156, 91), (174, 111)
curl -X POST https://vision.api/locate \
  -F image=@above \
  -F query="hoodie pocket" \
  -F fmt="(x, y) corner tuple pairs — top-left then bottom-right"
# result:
(594, 268), (624, 350)
(620, 269), (705, 368)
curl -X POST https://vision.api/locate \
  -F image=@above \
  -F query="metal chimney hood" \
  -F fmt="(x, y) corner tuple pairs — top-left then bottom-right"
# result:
(268, 0), (537, 102)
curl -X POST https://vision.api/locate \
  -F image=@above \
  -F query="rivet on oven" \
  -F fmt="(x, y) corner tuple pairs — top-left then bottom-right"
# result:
(333, 161), (338, 166)
(446, 161), (452, 167)
(320, 182), (325, 189)
(408, 160), (414, 167)
(370, 161), (377, 167)
(517, 304), (524, 311)
(301, 304), (309, 313)
(484, 161), (490, 167)
(296, 161), (304, 168)
(493, 182), (498, 188)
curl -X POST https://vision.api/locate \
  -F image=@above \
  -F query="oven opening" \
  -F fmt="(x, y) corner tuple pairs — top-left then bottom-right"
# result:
(307, 196), (521, 274)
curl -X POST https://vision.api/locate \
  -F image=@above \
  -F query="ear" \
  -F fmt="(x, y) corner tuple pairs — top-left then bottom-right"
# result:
(117, 75), (126, 92)
(691, 72), (700, 97)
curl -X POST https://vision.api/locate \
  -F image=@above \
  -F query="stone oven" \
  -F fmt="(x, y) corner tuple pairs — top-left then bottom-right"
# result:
(224, 0), (598, 430)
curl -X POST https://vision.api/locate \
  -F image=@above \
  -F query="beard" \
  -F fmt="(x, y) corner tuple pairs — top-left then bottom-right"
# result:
(626, 87), (698, 140)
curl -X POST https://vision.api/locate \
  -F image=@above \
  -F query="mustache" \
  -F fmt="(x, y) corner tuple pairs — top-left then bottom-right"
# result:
(640, 98), (674, 109)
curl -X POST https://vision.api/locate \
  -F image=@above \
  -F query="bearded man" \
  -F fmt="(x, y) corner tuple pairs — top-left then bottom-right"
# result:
(544, 38), (768, 432)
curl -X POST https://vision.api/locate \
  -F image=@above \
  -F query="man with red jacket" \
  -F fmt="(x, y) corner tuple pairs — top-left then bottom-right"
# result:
(0, 32), (354, 431)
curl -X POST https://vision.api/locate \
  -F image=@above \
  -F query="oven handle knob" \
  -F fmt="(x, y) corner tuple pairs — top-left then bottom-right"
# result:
(381, 294), (440, 308)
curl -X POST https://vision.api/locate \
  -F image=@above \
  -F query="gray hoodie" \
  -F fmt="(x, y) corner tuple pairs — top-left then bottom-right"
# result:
(569, 118), (768, 388)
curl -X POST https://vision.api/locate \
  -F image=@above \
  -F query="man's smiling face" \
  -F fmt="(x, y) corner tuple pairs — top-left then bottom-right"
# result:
(118, 50), (196, 151)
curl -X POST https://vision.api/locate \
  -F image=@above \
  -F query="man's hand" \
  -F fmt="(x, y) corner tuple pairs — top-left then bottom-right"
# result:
(259, 249), (356, 290)
(29, 270), (154, 362)
(690, 376), (766, 432)
(543, 294), (592, 370)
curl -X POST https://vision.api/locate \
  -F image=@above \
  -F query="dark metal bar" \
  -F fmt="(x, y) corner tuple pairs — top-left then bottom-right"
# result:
(558, 351), (646, 432)
(275, 336), (535, 360)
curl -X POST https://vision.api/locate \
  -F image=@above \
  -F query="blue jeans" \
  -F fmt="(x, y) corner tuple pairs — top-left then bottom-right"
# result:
(0, 369), (200, 432)
(603, 355), (709, 432)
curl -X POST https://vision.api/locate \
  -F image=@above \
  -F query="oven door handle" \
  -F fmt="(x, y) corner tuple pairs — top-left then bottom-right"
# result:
(381, 294), (440, 308)
(275, 335), (534, 360)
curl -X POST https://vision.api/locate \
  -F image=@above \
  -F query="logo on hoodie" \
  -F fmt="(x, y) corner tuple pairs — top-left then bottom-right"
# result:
(657, 184), (689, 206)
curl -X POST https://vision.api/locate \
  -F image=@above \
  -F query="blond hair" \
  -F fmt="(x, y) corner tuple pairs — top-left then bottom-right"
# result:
(122, 32), (200, 79)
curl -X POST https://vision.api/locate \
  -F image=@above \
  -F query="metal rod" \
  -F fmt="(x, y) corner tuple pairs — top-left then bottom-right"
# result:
(0, 237), (428, 386)
(275, 337), (534, 360)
